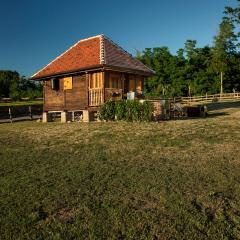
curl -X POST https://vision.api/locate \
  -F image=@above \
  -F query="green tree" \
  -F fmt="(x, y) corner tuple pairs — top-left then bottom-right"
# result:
(0, 71), (20, 97)
(211, 18), (238, 94)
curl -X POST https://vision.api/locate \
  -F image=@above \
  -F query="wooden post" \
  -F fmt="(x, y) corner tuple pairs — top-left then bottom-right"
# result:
(220, 71), (223, 99)
(29, 106), (32, 120)
(103, 71), (105, 102)
(9, 107), (12, 123)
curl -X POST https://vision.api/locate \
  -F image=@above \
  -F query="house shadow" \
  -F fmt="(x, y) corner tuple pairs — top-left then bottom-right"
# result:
(206, 112), (230, 118)
(206, 101), (240, 111)
(169, 111), (229, 121)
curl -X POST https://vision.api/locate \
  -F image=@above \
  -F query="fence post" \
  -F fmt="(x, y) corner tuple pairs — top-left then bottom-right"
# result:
(9, 107), (13, 123)
(29, 106), (33, 120)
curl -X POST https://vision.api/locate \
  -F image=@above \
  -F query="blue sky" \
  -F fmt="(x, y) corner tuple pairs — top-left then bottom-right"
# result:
(0, 0), (237, 77)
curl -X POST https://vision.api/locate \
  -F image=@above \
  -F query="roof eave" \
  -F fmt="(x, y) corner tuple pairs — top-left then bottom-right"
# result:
(103, 64), (156, 76)
(30, 64), (105, 80)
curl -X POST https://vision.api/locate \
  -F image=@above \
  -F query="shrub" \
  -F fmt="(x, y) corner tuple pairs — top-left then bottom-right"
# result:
(98, 101), (116, 121)
(142, 101), (154, 121)
(115, 101), (126, 120)
(99, 100), (153, 122)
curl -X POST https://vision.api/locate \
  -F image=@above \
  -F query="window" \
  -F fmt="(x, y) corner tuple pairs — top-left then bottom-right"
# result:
(90, 72), (103, 89)
(109, 73), (122, 88)
(63, 76), (73, 90)
(51, 78), (60, 91)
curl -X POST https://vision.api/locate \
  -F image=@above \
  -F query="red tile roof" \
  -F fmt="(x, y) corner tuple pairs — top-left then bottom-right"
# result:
(31, 35), (155, 79)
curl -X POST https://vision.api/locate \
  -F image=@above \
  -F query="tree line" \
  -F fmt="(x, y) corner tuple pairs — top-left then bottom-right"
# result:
(137, 0), (240, 97)
(0, 71), (42, 100)
(0, 1), (239, 100)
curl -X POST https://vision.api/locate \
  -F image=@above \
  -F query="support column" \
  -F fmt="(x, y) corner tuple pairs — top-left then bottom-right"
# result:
(42, 112), (49, 123)
(82, 110), (90, 122)
(61, 111), (67, 123)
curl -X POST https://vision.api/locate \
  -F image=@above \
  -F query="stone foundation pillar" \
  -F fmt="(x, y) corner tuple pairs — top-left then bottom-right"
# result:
(82, 110), (90, 122)
(42, 112), (49, 123)
(61, 111), (67, 123)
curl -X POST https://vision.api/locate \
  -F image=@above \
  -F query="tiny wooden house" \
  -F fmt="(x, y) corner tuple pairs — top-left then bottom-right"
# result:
(31, 35), (155, 122)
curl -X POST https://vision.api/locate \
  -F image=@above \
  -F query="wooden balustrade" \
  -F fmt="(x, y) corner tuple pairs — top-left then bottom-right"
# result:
(88, 88), (104, 106)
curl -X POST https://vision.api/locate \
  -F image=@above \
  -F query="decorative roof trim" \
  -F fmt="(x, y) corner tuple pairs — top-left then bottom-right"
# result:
(100, 34), (106, 64)
(31, 34), (103, 78)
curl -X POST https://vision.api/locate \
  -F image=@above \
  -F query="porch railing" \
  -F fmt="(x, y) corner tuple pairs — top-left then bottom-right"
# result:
(89, 88), (104, 106)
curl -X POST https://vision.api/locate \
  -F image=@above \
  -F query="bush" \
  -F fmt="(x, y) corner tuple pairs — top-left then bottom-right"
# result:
(99, 100), (154, 122)
(142, 101), (154, 121)
(115, 101), (126, 120)
(98, 101), (116, 121)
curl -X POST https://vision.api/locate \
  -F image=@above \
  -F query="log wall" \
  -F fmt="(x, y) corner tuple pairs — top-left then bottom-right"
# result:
(44, 74), (88, 111)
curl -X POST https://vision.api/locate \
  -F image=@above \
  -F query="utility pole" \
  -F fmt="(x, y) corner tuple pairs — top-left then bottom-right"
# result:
(220, 71), (223, 98)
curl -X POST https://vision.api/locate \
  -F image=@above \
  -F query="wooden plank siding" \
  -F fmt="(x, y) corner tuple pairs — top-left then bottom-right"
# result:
(43, 70), (145, 112)
(44, 78), (65, 111)
(44, 74), (88, 111)
(65, 74), (88, 110)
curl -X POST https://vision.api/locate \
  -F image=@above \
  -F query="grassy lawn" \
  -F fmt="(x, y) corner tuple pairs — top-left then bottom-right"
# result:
(0, 100), (43, 107)
(0, 104), (240, 239)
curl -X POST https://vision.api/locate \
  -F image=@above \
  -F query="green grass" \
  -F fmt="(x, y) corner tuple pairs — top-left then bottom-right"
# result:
(0, 105), (240, 239)
(0, 100), (43, 106)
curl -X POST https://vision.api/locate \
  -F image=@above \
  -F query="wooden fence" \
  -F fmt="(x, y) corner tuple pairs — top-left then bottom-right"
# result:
(0, 97), (43, 103)
(181, 92), (240, 103)
(0, 105), (43, 123)
(146, 92), (240, 104)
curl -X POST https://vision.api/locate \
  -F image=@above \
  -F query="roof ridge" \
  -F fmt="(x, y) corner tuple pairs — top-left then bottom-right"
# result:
(103, 35), (155, 73)
(100, 35), (106, 64)
(31, 35), (103, 78)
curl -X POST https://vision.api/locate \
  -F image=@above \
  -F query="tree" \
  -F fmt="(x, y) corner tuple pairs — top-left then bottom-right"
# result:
(211, 18), (238, 94)
(0, 71), (20, 97)
(9, 80), (21, 101)
(0, 70), (43, 100)
(224, 0), (240, 27)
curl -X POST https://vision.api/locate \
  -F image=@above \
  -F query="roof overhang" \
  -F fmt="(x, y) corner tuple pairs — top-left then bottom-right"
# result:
(31, 64), (155, 81)
(30, 65), (104, 81)
(103, 64), (156, 77)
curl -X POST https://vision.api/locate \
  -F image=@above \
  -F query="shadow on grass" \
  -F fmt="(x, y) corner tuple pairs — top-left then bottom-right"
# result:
(207, 112), (230, 118)
(206, 101), (240, 111)
(169, 112), (229, 121)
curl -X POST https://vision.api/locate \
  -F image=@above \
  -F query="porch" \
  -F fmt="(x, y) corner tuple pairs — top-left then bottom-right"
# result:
(88, 71), (144, 107)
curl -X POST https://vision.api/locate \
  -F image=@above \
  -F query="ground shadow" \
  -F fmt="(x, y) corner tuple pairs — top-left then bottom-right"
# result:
(207, 112), (230, 118)
(206, 101), (240, 111)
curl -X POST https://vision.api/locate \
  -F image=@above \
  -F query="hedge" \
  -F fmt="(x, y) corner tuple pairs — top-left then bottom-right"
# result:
(99, 100), (154, 122)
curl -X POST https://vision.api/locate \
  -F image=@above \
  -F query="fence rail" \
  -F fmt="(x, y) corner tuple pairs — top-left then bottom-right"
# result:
(0, 97), (43, 103)
(146, 92), (240, 104)
(0, 105), (43, 123)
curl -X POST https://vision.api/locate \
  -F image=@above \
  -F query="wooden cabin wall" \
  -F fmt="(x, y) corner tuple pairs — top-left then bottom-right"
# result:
(44, 78), (64, 111)
(43, 70), (146, 112)
(128, 74), (144, 93)
(65, 74), (88, 110)
(44, 74), (88, 111)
